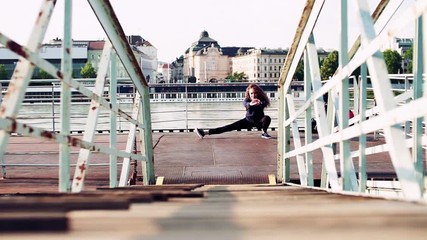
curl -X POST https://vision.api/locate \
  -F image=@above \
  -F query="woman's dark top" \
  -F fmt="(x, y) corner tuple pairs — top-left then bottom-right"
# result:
(243, 98), (267, 123)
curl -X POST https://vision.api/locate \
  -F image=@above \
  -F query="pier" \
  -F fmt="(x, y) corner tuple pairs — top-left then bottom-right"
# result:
(1, 0), (427, 237)
(2, 132), (427, 238)
(1, 131), (399, 193)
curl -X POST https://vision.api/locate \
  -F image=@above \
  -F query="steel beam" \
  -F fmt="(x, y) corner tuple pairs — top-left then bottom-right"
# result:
(351, 0), (422, 200)
(0, 0), (56, 178)
(59, 0), (72, 192)
(71, 41), (113, 192)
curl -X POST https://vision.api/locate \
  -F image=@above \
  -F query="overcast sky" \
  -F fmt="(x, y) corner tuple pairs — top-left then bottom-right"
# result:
(0, 0), (415, 63)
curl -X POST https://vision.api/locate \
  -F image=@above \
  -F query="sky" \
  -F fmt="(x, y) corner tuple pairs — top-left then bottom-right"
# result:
(0, 0), (415, 63)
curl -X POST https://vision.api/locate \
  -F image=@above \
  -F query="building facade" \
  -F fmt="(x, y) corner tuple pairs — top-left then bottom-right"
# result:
(0, 38), (87, 79)
(183, 31), (230, 83)
(383, 37), (413, 73)
(179, 30), (331, 83)
(156, 62), (171, 83)
(170, 56), (184, 83)
(232, 48), (288, 82)
(0, 35), (158, 82)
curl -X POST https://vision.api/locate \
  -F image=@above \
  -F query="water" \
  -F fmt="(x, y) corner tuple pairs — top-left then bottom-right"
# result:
(17, 101), (279, 132)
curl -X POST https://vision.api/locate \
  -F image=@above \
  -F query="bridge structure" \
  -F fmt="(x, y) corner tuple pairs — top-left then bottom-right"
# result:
(0, 0), (426, 206)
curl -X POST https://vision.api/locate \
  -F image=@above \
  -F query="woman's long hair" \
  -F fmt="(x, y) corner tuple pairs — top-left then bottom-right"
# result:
(245, 84), (271, 107)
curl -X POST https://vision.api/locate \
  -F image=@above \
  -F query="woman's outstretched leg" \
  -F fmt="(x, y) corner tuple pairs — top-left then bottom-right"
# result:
(195, 118), (251, 138)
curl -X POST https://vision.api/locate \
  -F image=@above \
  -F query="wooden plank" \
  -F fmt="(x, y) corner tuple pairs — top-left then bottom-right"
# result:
(0, 197), (130, 211)
(95, 189), (204, 200)
(8, 192), (154, 203)
(0, 212), (67, 232)
(97, 184), (204, 191)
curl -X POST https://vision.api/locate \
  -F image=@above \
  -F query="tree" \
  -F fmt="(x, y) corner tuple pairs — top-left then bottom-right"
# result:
(0, 64), (7, 80)
(293, 59), (304, 81)
(383, 49), (402, 74)
(320, 50), (338, 80)
(39, 68), (53, 79)
(80, 61), (97, 78)
(226, 72), (248, 82)
(403, 45), (413, 73)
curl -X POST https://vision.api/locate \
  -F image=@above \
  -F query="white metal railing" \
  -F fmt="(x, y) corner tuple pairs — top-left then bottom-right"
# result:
(278, 0), (427, 202)
(0, 0), (154, 192)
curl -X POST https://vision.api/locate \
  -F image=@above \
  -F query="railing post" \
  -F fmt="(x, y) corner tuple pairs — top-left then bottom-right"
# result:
(51, 83), (56, 132)
(304, 50), (314, 186)
(277, 84), (284, 182)
(0, 0), (55, 180)
(340, 0), (358, 192)
(358, 64), (368, 192)
(141, 86), (155, 185)
(413, 11), (425, 194)
(109, 51), (118, 188)
(185, 84), (189, 132)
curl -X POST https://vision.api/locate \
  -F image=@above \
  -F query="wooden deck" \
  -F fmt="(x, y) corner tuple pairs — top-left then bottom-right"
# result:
(2, 184), (427, 239)
(1, 133), (427, 238)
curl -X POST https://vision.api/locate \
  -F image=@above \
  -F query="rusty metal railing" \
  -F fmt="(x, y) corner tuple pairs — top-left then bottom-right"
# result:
(278, 0), (427, 201)
(0, 0), (155, 192)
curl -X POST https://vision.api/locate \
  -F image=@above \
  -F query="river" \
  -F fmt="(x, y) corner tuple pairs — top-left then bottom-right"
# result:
(17, 100), (280, 132)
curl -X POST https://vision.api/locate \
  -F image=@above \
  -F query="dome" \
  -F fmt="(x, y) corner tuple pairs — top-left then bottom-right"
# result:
(200, 30), (209, 38)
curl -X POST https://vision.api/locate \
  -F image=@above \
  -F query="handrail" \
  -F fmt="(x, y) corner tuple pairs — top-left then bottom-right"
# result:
(0, 0), (155, 192)
(277, 0), (427, 201)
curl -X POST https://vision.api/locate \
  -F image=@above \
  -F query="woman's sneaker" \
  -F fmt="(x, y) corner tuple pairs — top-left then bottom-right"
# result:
(261, 132), (271, 139)
(195, 128), (205, 139)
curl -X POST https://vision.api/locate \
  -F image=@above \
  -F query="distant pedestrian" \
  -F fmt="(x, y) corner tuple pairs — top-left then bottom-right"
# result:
(195, 83), (272, 139)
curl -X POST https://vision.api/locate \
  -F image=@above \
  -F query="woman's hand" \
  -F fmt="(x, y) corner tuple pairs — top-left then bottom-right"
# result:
(250, 98), (261, 106)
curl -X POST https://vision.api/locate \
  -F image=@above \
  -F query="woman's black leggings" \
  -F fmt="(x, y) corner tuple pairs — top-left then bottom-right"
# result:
(208, 116), (271, 135)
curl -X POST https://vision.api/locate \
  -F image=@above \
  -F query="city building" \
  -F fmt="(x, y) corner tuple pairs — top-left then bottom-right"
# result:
(183, 31), (230, 83)
(0, 35), (158, 81)
(232, 48), (288, 82)
(383, 37), (413, 73)
(170, 56), (184, 83)
(178, 30), (333, 83)
(0, 38), (87, 79)
(127, 35), (158, 82)
(157, 62), (171, 83)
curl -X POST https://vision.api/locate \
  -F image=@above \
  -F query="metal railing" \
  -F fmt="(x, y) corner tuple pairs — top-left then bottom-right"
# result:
(0, 0), (154, 192)
(278, 0), (427, 201)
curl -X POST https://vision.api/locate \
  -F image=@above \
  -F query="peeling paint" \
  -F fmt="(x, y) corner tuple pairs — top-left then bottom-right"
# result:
(79, 163), (86, 172)
(41, 130), (53, 139)
(6, 40), (28, 59)
(10, 120), (17, 133)
(56, 71), (63, 79)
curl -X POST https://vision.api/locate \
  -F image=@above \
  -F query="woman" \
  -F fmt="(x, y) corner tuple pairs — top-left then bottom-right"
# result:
(195, 83), (272, 139)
